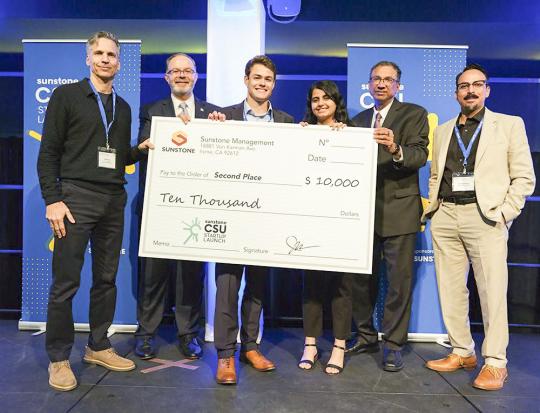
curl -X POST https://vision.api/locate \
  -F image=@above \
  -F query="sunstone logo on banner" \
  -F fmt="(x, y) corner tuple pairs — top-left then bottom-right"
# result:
(34, 78), (79, 124)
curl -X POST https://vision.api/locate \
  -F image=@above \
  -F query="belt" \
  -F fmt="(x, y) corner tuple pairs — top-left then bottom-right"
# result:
(440, 196), (477, 205)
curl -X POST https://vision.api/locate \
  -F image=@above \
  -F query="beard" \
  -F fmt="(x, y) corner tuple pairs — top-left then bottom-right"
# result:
(461, 104), (479, 116)
(172, 84), (192, 98)
(461, 94), (481, 115)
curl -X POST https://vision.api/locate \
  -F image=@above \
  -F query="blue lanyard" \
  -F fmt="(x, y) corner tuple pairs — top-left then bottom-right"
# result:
(453, 119), (483, 172)
(88, 79), (116, 149)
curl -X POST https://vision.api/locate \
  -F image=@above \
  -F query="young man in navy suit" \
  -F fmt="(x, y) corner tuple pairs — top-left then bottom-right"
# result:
(210, 55), (294, 385)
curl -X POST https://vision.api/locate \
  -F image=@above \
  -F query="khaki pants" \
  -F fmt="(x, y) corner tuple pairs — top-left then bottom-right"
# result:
(431, 201), (509, 368)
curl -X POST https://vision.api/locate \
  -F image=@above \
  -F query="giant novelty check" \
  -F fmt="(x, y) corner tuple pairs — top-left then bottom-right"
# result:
(139, 118), (377, 274)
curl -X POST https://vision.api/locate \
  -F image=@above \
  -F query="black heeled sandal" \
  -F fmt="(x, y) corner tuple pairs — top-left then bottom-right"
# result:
(298, 343), (319, 370)
(325, 344), (345, 375)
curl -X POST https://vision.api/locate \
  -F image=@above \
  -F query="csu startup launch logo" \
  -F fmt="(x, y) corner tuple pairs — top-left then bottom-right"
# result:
(182, 218), (228, 245)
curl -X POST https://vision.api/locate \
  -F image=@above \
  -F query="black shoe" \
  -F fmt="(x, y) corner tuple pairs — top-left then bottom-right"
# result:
(383, 349), (403, 372)
(325, 344), (346, 375)
(134, 337), (156, 360)
(345, 339), (379, 355)
(298, 343), (319, 370)
(178, 335), (203, 360)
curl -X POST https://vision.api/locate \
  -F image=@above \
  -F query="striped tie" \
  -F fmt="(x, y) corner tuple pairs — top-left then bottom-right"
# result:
(375, 112), (382, 128)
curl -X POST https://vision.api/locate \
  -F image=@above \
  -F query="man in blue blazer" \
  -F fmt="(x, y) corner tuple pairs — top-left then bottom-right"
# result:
(135, 53), (220, 360)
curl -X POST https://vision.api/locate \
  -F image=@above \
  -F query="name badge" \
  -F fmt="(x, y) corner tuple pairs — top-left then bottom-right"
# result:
(98, 146), (117, 169)
(452, 172), (474, 192)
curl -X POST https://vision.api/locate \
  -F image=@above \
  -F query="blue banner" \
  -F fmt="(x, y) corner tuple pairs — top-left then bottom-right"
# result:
(22, 40), (141, 329)
(347, 44), (467, 336)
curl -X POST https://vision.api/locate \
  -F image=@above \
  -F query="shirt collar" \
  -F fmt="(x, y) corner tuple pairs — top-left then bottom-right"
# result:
(82, 78), (96, 97)
(171, 94), (195, 115)
(457, 106), (486, 125)
(243, 99), (273, 119)
(371, 98), (394, 126)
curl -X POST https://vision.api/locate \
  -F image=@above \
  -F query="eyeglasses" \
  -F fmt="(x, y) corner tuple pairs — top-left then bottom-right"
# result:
(166, 68), (196, 76)
(457, 80), (487, 91)
(369, 76), (398, 86)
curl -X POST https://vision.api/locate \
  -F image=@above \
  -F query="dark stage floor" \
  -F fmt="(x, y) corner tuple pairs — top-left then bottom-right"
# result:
(1, 320), (539, 413)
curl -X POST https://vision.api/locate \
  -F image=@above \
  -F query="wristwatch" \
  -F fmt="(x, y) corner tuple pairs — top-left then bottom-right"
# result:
(391, 143), (401, 156)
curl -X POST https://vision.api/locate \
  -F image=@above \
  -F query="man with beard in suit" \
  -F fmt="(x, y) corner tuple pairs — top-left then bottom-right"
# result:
(423, 64), (535, 390)
(134, 53), (220, 360)
(347, 61), (429, 372)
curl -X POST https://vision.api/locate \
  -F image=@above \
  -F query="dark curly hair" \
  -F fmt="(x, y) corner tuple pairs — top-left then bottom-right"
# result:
(303, 80), (350, 125)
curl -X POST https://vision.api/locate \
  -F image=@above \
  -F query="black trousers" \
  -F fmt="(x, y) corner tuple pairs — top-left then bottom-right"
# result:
(136, 258), (205, 338)
(46, 182), (126, 362)
(351, 232), (417, 351)
(303, 270), (353, 340)
(214, 263), (267, 359)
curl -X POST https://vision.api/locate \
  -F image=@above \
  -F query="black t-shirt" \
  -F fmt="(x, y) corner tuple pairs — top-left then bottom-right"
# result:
(438, 107), (485, 199)
(98, 92), (113, 124)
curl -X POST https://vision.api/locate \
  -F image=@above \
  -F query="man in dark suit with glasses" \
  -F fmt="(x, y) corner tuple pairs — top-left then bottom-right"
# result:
(135, 53), (220, 361)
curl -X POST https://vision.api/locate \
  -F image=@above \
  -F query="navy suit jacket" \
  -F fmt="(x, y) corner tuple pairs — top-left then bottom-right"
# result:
(221, 101), (294, 123)
(138, 97), (221, 141)
(137, 96), (221, 212)
(351, 100), (429, 237)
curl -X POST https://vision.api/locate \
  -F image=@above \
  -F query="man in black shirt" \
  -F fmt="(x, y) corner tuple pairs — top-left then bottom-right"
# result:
(37, 31), (153, 392)
(423, 64), (535, 390)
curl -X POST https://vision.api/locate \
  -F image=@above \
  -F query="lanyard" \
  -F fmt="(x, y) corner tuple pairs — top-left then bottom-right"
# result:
(89, 79), (116, 149)
(453, 119), (483, 172)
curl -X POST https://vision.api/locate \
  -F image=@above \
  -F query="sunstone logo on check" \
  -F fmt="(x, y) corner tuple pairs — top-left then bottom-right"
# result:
(162, 130), (195, 153)
(183, 218), (228, 245)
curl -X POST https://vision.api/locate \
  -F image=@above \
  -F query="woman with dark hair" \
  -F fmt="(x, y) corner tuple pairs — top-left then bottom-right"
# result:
(302, 80), (350, 126)
(297, 80), (354, 375)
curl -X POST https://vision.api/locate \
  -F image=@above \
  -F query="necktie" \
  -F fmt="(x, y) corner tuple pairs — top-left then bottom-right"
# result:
(178, 102), (190, 122)
(375, 112), (382, 128)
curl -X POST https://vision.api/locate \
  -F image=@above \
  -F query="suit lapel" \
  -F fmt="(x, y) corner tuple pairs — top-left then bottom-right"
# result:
(355, 109), (372, 127)
(362, 110), (373, 127)
(475, 108), (495, 165)
(163, 98), (176, 117)
(194, 97), (205, 119)
(231, 104), (244, 121)
(274, 109), (286, 123)
(381, 100), (401, 135)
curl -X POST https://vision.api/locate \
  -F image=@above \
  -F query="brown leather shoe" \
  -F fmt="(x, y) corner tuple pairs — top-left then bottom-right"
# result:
(473, 365), (508, 391)
(240, 350), (276, 372)
(216, 357), (237, 385)
(426, 353), (477, 372)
